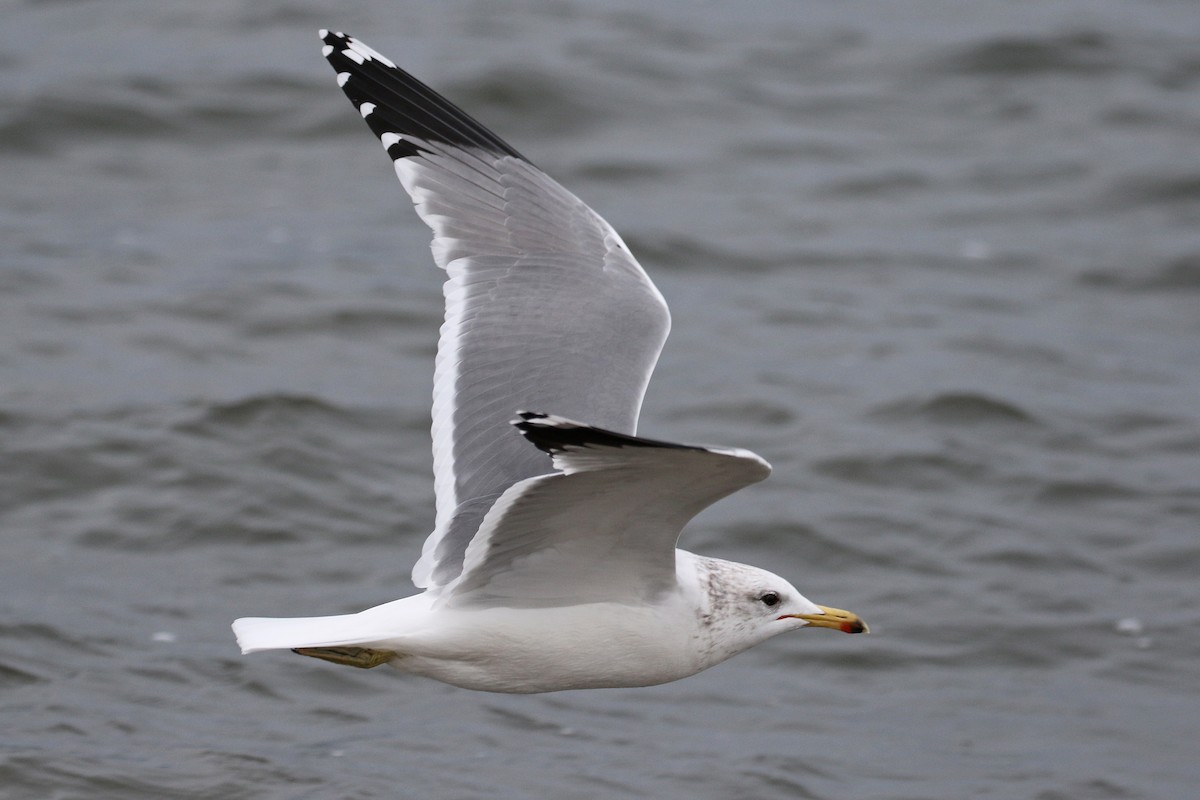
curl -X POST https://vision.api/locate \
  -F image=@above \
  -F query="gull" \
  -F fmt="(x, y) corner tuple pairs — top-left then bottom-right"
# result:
(231, 31), (866, 694)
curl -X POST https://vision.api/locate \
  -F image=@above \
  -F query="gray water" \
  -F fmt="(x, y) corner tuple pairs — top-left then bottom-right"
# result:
(3, 1), (1199, 798)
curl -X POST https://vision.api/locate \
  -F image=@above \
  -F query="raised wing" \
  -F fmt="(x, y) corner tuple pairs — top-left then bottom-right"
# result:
(320, 32), (672, 591)
(442, 413), (772, 607)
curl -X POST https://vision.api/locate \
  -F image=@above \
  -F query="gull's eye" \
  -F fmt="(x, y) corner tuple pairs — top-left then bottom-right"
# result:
(760, 592), (781, 608)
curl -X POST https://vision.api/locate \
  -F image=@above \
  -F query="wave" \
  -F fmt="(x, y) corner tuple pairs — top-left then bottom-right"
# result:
(1080, 252), (1200, 291)
(932, 31), (1117, 76)
(871, 392), (1039, 426)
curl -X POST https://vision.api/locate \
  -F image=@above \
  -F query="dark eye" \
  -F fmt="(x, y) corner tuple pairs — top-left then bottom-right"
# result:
(760, 592), (781, 608)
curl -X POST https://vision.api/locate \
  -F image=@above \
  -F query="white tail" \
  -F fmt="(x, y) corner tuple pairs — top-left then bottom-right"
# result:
(232, 613), (392, 654)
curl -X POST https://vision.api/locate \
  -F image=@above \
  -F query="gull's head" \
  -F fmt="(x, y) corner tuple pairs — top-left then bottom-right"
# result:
(692, 557), (867, 659)
(745, 570), (868, 636)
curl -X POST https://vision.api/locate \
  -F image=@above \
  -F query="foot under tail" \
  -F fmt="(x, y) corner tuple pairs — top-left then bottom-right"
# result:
(232, 612), (392, 655)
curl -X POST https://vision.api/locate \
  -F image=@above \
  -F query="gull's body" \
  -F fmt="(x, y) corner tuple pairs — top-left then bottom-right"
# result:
(231, 31), (865, 694)
(236, 552), (794, 693)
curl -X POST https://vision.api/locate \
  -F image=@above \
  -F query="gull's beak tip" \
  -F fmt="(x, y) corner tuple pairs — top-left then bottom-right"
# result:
(792, 605), (868, 634)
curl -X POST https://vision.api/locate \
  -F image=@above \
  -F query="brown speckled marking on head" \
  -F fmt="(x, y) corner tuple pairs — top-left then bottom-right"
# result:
(693, 557), (717, 628)
(704, 558), (741, 623)
(689, 556), (770, 666)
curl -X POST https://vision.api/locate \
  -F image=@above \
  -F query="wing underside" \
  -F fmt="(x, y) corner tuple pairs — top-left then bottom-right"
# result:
(444, 413), (772, 607)
(320, 32), (672, 590)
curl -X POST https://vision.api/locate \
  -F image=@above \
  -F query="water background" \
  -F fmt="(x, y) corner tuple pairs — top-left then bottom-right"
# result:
(3, 1), (1199, 798)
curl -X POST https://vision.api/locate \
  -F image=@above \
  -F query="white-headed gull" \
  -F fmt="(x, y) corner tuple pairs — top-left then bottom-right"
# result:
(231, 31), (865, 694)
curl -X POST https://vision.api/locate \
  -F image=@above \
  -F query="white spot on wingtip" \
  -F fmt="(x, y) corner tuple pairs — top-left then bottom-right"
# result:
(318, 28), (329, 38)
(337, 72), (350, 87)
(380, 132), (401, 148)
(360, 102), (376, 118)
(321, 44), (334, 57)
(347, 39), (397, 69)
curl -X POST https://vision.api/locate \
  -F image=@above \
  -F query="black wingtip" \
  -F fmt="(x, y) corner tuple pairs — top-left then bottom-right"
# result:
(511, 412), (698, 456)
(319, 31), (526, 162)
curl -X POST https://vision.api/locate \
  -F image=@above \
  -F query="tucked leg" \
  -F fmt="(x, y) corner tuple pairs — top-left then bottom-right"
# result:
(292, 646), (396, 669)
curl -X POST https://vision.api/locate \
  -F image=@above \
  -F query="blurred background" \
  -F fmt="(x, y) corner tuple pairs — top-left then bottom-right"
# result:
(2, 1), (1198, 798)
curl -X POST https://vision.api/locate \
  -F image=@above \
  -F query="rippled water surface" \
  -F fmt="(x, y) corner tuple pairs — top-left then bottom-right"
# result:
(3, 2), (1199, 798)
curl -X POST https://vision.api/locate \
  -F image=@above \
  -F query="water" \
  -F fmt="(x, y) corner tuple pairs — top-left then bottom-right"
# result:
(3, 1), (1199, 797)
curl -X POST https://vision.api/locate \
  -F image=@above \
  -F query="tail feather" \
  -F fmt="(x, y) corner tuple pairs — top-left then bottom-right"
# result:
(232, 613), (393, 654)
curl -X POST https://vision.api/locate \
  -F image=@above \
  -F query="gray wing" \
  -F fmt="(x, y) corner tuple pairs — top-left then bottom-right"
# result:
(443, 414), (772, 607)
(320, 33), (671, 590)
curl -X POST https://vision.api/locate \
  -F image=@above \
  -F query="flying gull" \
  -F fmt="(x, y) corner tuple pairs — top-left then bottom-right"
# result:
(232, 31), (866, 694)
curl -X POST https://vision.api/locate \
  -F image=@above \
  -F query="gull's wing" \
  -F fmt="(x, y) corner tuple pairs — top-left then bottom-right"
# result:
(320, 32), (671, 591)
(442, 413), (771, 607)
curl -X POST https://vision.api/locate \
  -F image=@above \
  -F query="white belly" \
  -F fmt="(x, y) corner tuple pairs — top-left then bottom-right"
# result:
(382, 600), (705, 693)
